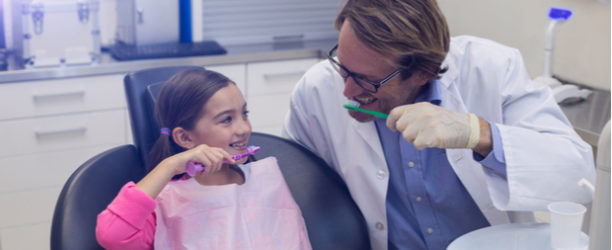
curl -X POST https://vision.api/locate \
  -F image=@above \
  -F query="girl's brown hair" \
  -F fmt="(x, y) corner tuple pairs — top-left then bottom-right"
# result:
(147, 68), (234, 172)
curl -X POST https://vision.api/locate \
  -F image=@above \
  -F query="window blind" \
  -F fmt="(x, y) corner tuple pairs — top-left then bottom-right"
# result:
(193, 0), (342, 45)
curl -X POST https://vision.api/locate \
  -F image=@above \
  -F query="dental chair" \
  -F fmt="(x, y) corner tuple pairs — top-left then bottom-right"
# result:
(50, 66), (370, 250)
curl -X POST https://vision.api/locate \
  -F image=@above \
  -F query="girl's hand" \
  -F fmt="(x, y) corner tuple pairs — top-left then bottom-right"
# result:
(165, 144), (236, 176)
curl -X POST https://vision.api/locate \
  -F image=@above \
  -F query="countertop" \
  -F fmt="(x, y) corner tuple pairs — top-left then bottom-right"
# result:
(0, 39), (336, 84)
(560, 88), (611, 147)
(0, 40), (608, 146)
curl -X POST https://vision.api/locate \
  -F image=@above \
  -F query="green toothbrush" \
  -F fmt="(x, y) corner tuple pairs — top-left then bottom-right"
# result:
(343, 102), (388, 119)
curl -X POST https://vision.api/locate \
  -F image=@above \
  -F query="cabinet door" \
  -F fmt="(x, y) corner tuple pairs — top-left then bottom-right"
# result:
(0, 109), (126, 158)
(1, 222), (50, 250)
(246, 58), (318, 136)
(247, 59), (317, 96)
(0, 144), (119, 193)
(206, 64), (247, 95)
(0, 144), (119, 250)
(0, 187), (58, 250)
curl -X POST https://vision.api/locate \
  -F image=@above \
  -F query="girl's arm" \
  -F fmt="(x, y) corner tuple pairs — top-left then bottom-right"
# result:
(96, 144), (235, 249)
(137, 144), (236, 199)
(96, 182), (156, 250)
(95, 155), (184, 249)
(136, 156), (180, 199)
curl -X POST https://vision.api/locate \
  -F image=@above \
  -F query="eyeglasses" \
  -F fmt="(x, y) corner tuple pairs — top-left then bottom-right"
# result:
(327, 44), (402, 93)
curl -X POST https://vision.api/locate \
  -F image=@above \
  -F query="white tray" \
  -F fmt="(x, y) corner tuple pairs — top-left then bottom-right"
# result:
(448, 223), (589, 250)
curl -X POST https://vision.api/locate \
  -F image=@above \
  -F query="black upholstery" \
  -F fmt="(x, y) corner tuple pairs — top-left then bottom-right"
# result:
(51, 66), (370, 250)
(50, 145), (145, 250)
(123, 65), (203, 166)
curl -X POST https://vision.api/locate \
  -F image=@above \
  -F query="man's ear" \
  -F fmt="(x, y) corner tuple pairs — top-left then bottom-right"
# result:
(415, 66), (437, 86)
(172, 127), (194, 149)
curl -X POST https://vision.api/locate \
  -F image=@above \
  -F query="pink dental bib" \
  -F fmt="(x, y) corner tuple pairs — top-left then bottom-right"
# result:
(154, 157), (312, 250)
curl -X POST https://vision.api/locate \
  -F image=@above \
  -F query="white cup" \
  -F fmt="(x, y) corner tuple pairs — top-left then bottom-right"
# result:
(547, 201), (587, 249)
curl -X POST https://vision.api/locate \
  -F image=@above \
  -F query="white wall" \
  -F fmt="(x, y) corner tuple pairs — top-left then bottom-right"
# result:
(438, 0), (611, 91)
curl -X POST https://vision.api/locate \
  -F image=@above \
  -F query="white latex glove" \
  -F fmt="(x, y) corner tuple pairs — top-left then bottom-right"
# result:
(386, 102), (480, 150)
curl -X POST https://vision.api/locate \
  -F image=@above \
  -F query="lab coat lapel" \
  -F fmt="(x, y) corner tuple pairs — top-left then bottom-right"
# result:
(445, 149), (510, 225)
(349, 119), (386, 164)
(439, 80), (511, 225)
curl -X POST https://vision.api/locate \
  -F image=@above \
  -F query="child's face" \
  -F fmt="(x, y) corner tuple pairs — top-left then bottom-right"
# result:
(190, 84), (252, 163)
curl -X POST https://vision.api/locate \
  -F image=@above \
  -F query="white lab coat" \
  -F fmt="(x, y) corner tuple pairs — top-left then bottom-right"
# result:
(282, 36), (595, 250)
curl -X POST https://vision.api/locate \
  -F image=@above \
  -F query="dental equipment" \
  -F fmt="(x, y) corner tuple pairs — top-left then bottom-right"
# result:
(533, 7), (592, 104)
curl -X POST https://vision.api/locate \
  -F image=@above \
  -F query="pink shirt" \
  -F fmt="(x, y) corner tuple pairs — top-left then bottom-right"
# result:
(96, 182), (157, 250)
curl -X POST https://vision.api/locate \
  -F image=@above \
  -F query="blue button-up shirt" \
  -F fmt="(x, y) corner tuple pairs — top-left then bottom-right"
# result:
(375, 81), (507, 250)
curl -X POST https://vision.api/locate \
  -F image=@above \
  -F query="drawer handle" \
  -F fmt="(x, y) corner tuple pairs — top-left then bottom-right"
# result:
(32, 90), (86, 102)
(35, 127), (87, 138)
(263, 71), (306, 81)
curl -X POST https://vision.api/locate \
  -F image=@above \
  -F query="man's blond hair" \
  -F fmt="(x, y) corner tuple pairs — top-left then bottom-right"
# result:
(336, 0), (450, 79)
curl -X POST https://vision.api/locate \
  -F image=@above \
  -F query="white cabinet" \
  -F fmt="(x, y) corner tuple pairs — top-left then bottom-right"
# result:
(0, 75), (126, 120)
(0, 74), (129, 250)
(245, 58), (319, 136)
(0, 110), (126, 158)
(206, 64), (247, 93)
(1, 221), (52, 250)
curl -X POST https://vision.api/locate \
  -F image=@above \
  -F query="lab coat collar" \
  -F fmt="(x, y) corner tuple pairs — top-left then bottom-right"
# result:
(437, 38), (461, 89)
(349, 119), (386, 166)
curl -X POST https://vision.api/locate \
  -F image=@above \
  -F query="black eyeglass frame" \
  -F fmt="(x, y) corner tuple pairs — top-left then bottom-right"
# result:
(327, 44), (402, 93)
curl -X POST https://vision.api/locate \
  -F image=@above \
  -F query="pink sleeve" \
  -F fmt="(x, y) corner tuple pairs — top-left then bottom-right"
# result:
(96, 181), (157, 250)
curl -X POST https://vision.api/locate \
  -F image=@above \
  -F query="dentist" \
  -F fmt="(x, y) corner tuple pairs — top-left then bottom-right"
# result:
(282, 0), (595, 249)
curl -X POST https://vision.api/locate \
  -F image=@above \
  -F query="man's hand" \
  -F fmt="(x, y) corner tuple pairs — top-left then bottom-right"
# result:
(386, 102), (490, 154)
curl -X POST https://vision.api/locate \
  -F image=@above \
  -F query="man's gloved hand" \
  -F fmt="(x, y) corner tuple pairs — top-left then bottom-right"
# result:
(386, 102), (480, 150)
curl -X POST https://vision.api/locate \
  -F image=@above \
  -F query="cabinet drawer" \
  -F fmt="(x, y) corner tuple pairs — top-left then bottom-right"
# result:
(0, 144), (120, 193)
(0, 74), (125, 120)
(253, 124), (283, 137)
(206, 64), (247, 94)
(0, 109), (126, 158)
(1, 222), (50, 250)
(0, 187), (60, 228)
(246, 58), (317, 96)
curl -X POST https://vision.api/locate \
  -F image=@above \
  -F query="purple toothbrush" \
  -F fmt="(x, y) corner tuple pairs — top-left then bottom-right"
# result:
(185, 145), (261, 177)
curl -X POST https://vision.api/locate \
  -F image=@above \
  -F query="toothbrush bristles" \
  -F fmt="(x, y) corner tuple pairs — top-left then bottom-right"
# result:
(346, 100), (360, 107)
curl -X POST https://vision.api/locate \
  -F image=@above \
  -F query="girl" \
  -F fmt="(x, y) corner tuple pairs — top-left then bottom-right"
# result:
(96, 68), (311, 250)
